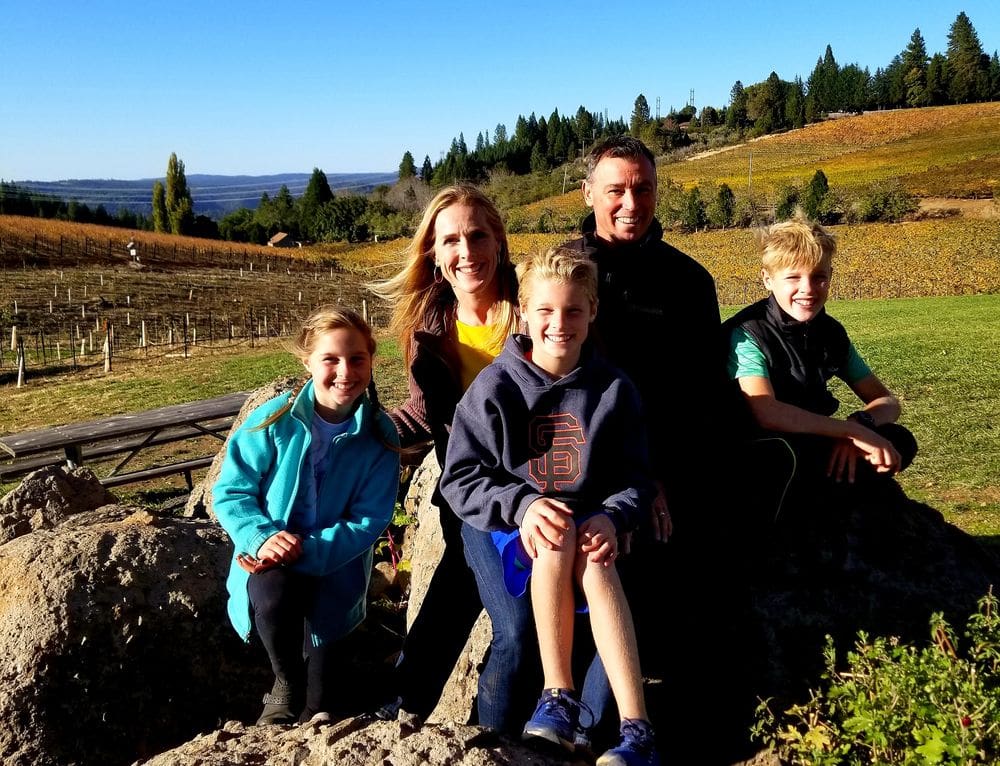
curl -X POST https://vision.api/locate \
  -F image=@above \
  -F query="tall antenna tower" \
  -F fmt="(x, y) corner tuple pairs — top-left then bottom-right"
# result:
(689, 89), (695, 108)
(655, 96), (661, 120)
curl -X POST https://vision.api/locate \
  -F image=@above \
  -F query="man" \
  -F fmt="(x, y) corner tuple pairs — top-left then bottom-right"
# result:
(565, 136), (735, 538)
(563, 135), (752, 764)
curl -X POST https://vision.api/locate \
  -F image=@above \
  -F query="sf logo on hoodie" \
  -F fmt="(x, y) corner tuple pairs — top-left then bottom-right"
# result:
(527, 413), (586, 492)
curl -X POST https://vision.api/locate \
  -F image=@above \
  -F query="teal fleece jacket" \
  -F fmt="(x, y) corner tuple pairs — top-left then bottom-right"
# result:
(213, 380), (400, 645)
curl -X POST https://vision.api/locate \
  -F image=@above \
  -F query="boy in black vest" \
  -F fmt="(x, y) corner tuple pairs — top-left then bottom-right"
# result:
(724, 212), (917, 507)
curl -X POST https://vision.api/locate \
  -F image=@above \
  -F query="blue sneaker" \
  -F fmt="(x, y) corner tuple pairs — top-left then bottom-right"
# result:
(597, 718), (660, 766)
(522, 688), (580, 752)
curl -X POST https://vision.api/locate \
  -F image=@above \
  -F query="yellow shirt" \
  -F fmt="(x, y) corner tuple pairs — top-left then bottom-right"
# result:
(455, 321), (504, 391)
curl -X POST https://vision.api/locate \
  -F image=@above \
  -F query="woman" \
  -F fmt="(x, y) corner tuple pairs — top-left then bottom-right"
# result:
(368, 184), (530, 732)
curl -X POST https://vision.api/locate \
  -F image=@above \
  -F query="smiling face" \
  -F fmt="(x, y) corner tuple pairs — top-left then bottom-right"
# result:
(302, 327), (373, 422)
(432, 202), (500, 305)
(521, 277), (597, 378)
(763, 263), (832, 322)
(582, 155), (657, 244)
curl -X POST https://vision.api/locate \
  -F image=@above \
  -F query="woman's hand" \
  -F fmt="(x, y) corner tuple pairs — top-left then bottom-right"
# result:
(520, 497), (573, 558)
(650, 480), (673, 542)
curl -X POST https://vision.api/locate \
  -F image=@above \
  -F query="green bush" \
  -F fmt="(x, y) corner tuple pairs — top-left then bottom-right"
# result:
(752, 589), (1000, 765)
(847, 181), (918, 223)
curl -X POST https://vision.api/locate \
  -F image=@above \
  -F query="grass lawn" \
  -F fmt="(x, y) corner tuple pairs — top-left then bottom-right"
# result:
(722, 293), (1000, 538)
(2, 294), (997, 542)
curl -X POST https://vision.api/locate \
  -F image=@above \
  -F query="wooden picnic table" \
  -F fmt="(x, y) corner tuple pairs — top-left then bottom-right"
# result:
(0, 390), (250, 487)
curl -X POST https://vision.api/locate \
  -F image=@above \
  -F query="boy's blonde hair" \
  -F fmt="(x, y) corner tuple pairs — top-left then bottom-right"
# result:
(517, 246), (598, 309)
(757, 210), (836, 274)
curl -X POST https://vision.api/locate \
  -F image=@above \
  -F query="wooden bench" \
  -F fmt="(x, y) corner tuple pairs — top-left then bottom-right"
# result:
(0, 391), (250, 489)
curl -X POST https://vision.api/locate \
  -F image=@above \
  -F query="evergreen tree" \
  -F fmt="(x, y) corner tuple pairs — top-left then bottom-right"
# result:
(152, 180), (168, 233)
(902, 28), (930, 106)
(398, 151), (417, 180)
(165, 153), (194, 235)
(630, 93), (651, 136)
(682, 186), (707, 232)
(785, 77), (806, 128)
(726, 81), (748, 129)
(990, 52), (1000, 101)
(707, 184), (736, 229)
(802, 170), (830, 221)
(299, 167), (334, 240)
(420, 155), (433, 183)
(529, 143), (548, 173)
(926, 54), (949, 105)
(947, 12), (988, 103)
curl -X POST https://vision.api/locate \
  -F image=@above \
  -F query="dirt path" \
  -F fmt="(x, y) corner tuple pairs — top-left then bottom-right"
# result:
(918, 197), (998, 219)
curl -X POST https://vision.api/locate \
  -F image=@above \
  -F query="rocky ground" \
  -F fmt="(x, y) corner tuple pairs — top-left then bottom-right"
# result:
(2, 380), (998, 765)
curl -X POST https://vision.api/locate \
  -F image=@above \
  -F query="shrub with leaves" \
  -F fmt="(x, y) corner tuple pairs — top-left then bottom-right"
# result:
(753, 589), (1000, 765)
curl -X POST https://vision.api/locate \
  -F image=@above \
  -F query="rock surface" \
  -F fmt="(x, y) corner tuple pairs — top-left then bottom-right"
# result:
(0, 503), (267, 766)
(0, 464), (116, 544)
(183, 376), (299, 519)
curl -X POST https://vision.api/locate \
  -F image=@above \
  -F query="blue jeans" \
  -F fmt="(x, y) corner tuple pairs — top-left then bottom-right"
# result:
(461, 522), (611, 735)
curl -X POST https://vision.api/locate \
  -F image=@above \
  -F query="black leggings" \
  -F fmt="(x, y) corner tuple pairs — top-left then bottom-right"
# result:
(248, 567), (330, 713)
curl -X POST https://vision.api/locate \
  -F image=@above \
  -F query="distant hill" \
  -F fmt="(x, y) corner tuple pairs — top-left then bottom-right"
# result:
(9, 172), (399, 218)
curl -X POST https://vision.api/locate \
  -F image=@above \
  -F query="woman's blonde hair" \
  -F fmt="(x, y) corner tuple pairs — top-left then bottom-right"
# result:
(255, 305), (388, 440)
(757, 210), (836, 274)
(367, 183), (518, 366)
(517, 246), (598, 310)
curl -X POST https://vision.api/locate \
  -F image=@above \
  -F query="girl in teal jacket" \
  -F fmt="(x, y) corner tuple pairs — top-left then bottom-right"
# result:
(214, 306), (400, 725)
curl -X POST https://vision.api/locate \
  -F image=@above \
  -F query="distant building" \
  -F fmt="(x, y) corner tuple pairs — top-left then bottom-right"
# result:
(268, 232), (300, 248)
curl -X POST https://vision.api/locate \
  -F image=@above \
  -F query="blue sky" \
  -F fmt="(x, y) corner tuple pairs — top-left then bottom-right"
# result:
(2, 0), (997, 181)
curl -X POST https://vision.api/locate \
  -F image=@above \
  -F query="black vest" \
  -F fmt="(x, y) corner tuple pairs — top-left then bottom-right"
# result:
(723, 295), (851, 416)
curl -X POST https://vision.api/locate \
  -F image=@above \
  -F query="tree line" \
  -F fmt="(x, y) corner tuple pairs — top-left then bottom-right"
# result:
(3, 12), (994, 246)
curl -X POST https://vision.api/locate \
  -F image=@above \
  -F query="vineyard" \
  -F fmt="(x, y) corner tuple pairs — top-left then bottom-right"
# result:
(0, 218), (382, 383)
(513, 102), (1000, 223)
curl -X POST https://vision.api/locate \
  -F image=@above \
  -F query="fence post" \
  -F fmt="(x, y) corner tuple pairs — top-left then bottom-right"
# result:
(16, 337), (26, 387)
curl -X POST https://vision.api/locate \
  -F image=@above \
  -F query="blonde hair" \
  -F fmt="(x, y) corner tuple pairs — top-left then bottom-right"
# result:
(366, 184), (518, 366)
(255, 305), (387, 437)
(757, 210), (836, 274)
(517, 246), (598, 310)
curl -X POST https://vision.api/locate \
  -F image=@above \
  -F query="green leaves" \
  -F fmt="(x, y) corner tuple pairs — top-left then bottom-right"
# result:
(755, 589), (1000, 764)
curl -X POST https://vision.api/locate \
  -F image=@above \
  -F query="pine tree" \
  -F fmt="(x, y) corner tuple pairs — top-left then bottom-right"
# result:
(630, 94), (651, 137)
(727, 81), (748, 129)
(420, 155), (433, 183)
(947, 12), (988, 103)
(398, 151), (417, 180)
(802, 170), (830, 221)
(902, 28), (929, 106)
(299, 168), (334, 240)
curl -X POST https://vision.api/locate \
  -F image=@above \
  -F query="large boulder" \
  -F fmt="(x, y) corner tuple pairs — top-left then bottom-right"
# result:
(0, 464), (115, 545)
(0, 505), (268, 766)
(400, 450), (489, 726)
(723, 479), (1000, 752)
(136, 717), (572, 766)
(184, 377), (299, 519)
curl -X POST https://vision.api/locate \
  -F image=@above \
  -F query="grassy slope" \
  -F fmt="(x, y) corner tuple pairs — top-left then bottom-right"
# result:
(512, 102), (1000, 224)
